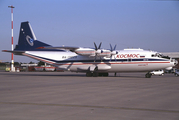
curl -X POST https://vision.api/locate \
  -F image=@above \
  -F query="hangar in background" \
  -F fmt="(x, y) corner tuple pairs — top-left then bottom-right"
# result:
(162, 52), (179, 69)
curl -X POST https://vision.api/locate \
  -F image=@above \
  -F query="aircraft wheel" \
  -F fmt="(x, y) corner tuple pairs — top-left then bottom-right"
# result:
(86, 72), (92, 77)
(93, 72), (99, 77)
(145, 73), (152, 78)
(103, 73), (109, 77)
(98, 73), (103, 77)
(98, 73), (108, 77)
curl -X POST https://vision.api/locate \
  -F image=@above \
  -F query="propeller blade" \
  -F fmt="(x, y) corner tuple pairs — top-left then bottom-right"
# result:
(94, 42), (98, 50)
(93, 42), (102, 62)
(109, 44), (117, 61)
(114, 55), (117, 61)
(98, 42), (102, 49)
(114, 44), (117, 50)
(110, 44), (112, 61)
(110, 44), (112, 51)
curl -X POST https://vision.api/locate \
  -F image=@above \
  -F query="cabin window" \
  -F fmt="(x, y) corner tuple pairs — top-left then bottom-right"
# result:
(151, 54), (155, 57)
(143, 58), (148, 61)
(121, 59), (127, 62)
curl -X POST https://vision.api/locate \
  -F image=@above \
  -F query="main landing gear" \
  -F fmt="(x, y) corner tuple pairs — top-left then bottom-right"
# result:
(145, 72), (152, 78)
(86, 72), (109, 77)
(86, 72), (152, 78)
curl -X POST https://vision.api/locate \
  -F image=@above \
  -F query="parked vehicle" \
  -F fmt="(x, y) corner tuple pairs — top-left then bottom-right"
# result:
(174, 69), (179, 77)
(150, 70), (164, 76)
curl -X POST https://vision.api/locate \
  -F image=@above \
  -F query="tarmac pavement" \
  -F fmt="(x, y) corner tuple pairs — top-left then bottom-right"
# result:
(0, 71), (179, 120)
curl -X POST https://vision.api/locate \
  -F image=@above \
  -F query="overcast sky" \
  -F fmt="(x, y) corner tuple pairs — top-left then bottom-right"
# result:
(0, 0), (179, 62)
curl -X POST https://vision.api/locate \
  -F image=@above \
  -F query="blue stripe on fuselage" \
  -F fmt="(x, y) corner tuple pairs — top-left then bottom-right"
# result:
(25, 53), (169, 64)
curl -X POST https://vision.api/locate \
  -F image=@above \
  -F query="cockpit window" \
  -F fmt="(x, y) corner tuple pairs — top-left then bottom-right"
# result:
(161, 55), (170, 59)
(151, 54), (155, 57)
(152, 53), (170, 59)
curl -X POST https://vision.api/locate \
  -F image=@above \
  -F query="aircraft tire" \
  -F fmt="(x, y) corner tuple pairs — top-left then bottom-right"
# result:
(98, 73), (103, 77)
(93, 72), (99, 77)
(98, 73), (108, 77)
(103, 73), (109, 77)
(86, 72), (92, 77)
(145, 73), (152, 78)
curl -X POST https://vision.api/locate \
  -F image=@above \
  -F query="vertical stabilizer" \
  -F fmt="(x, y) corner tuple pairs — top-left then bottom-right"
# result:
(14, 21), (51, 51)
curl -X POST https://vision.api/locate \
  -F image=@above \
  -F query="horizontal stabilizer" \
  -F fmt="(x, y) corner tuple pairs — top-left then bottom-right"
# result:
(2, 50), (24, 55)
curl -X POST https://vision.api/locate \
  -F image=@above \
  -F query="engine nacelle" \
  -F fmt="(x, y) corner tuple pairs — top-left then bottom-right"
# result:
(75, 48), (95, 56)
(111, 51), (118, 55)
(75, 48), (112, 57)
(96, 49), (111, 57)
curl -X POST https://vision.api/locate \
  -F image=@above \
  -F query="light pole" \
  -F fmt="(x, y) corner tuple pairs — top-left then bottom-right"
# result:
(8, 5), (15, 72)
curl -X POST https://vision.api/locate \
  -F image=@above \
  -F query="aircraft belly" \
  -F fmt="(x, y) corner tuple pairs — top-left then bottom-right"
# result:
(109, 64), (141, 72)
(109, 62), (173, 72)
(56, 61), (173, 72)
(70, 63), (111, 72)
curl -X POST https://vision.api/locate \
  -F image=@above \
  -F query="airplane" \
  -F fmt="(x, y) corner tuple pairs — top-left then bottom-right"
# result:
(2, 21), (178, 78)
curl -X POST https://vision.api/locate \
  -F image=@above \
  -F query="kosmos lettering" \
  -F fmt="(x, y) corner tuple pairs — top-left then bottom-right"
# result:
(116, 54), (139, 58)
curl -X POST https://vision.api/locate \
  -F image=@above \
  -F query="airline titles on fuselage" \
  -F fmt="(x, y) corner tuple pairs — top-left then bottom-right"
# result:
(116, 54), (140, 58)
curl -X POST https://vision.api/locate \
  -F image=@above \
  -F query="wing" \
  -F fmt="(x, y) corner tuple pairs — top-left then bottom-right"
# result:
(37, 45), (114, 57)
(37, 46), (96, 56)
(37, 46), (79, 52)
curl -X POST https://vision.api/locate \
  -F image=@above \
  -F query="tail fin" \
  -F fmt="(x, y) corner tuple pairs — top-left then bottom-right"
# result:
(14, 21), (51, 51)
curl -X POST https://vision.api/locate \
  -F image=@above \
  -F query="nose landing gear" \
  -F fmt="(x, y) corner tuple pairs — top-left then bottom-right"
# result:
(145, 72), (152, 78)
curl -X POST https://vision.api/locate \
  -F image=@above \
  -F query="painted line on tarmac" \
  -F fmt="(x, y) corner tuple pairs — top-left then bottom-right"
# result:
(0, 102), (179, 114)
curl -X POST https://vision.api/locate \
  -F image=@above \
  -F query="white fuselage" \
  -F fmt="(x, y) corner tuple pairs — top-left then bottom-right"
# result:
(23, 48), (176, 73)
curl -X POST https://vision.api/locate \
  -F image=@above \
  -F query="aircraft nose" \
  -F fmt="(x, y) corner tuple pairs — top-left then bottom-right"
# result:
(174, 59), (178, 65)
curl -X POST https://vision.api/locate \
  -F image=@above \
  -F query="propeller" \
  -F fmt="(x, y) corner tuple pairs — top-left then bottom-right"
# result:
(94, 42), (103, 62)
(110, 44), (118, 61)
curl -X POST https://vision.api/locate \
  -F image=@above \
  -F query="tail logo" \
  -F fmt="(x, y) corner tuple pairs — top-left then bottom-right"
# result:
(26, 35), (34, 46)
